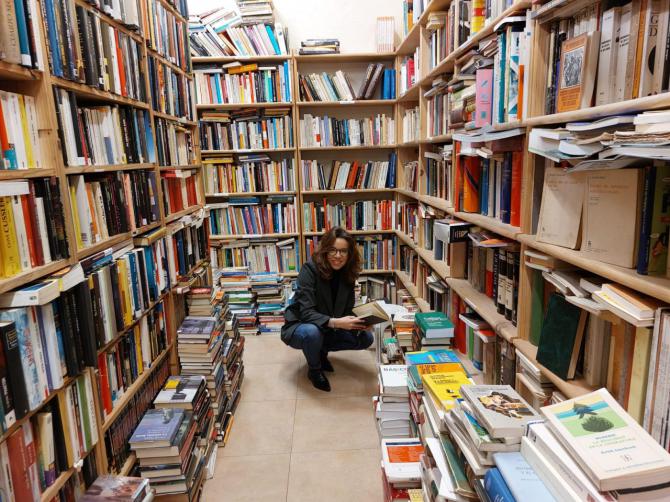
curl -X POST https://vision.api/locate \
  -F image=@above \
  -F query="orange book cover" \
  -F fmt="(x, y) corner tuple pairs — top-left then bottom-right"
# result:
(631, 0), (649, 99)
(556, 34), (588, 112)
(510, 151), (523, 227)
(463, 157), (481, 213)
(261, 121), (269, 149)
(346, 161), (358, 188)
(115, 32), (127, 97)
(453, 141), (463, 212)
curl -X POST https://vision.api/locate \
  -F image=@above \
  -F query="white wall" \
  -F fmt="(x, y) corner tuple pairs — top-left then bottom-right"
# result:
(189, 0), (403, 53)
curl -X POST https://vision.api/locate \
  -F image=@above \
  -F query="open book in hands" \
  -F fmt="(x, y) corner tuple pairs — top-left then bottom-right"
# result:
(352, 300), (390, 325)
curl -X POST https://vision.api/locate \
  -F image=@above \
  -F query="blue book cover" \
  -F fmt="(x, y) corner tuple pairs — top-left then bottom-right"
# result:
(484, 468), (515, 502)
(480, 158), (490, 215)
(13, 0), (31, 66)
(144, 112), (156, 163)
(130, 408), (185, 445)
(493, 452), (556, 502)
(265, 25), (281, 55)
(405, 349), (460, 365)
(34, 307), (54, 392)
(496, 32), (507, 124)
(390, 69), (396, 98)
(499, 153), (512, 224)
(44, 0), (62, 76)
(175, 233), (186, 274)
(51, 303), (67, 377)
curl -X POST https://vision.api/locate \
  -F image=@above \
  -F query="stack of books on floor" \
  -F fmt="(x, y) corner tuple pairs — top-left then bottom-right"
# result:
(393, 312), (415, 351)
(251, 272), (286, 334)
(413, 311), (454, 350)
(380, 437), (424, 501)
(376, 365), (412, 438)
(81, 476), (153, 502)
(219, 327), (244, 445)
(219, 267), (258, 336)
(299, 38), (340, 55)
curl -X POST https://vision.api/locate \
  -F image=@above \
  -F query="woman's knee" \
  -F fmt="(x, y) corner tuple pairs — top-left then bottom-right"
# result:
(359, 330), (374, 349)
(297, 323), (323, 342)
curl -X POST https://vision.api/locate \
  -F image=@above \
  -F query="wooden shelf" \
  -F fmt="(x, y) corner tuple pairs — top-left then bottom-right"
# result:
(361, 269), (394, 274)
(395, 188), (451, 212)
(0, 259), (71, 295)
(397, 85), (420, 103)
(300, 145), (397, 151)
(201, 148), (295, 155)
(101, 344), (173, 432)
(303, 229), (396, 236)
(398, 0), (453, 54)
(40, 447), (95, 502)
(76, 233), (133, 261)
(280, 271), (299, 277)
(72, 0), (143, 43)
(192, 55), (291, 64)
(156, 0), (188, 23)
(152, 110), (196, 126)
(394, 270), (432, 313)
(117, 452), (137, 476)
(514, 339), (597, 399)
(425, 0), (532, 81)
(51, 76), (150, 109)
(65, 163), (155, 174)
(210, 232), (299, 240)
(425, 134), (453, 143)
(296, 99), (396, 107)
(294, 52), (396, 62)
(397, 23), (421, 55)
(146, 48), (192, 79)
(160, 165), (200, 171)
(398, 141), (420, 148)
(0, 168), (57, 180)
(165, 205), (203, 224)
(301, 188), (394, 195)
(206, 191), (297, 197)
(0, 61), (42, 81)
(449, 211), (521, 240)
(519, 234), (670, 304)
(396, 229), (451, 279)
(196, 102), (293, 110)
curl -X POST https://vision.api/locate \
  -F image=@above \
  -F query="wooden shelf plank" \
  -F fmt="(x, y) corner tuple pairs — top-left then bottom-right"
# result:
(117, 452), (137, 476)
(303, 229), (396, 236)
(449, 210), (521, 240)
(206, 191), (297, 197)
(152, 110), (196, 126)
(398, 0), (452, 54)
(360, 269), (394, 274)
(51, 76), (150, 109)
(0, 61), (42, 81)
(0, 168), (57, 180)
(160, 165), (201, 171)
(76, 233), (133, 261)
(395, 188), (451, 212)
(210, 232), (299, 240)
(397, 85), (420, 103)
(201, 148), (295, 155)
(296, 100), (396, 107)
(300, 145), (397, 151)
(294, 52), (396, 62)
(145, 48), (192, 79)
(192, 55), (291, 64)
(424, 134), (453, 143)
(398, 141), (420, 148)
(301, 188), (394, 195)
(65, 163), (155, 174)
(397, 23), (421, 55)
(0, 259), (71, 296)
(165, 205), (203, 224)
(196, 102), (293, 110)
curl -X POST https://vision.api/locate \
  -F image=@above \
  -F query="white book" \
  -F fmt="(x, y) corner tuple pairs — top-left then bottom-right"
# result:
(381, 438), (423, 483)
(34, 198), (52, 264)
(638, 0), (660, 97)
(614, 2), (633, 101)
(27, 307), (48, 401)
(520, 437), (582, 501)
(39, 304), (64, 389)
(379, 365), (408, 394)
(596, 7), (621, 105)
(11, 195), (30, 270)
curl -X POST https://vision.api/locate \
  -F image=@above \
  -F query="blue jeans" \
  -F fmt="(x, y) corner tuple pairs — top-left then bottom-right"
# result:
(288, 323), (374, 370)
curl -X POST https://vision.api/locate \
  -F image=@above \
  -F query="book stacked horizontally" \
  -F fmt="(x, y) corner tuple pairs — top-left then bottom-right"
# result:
(380, 438), (424, 497)
(251, 272), (286, 334)
(393, 312), (415, 350)
(129, 408), (205, 498)
(375, 365), (411, 439)
(81, 476), (152, 502)
(215, 328), (244, 445)
(219, 267), (258, 336)
(514, 349), (554, 410)
(177, 316), (222, 377)
(413, 312), (454, 350)
(186, 287), (224, 318)
(298, 38), (340, 55)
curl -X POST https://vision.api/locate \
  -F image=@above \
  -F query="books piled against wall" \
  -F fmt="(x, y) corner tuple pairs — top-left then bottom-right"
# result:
(453, 146), (523, 227)
(0, 179), (68, 279)
(161, 169), (201, 215)
(204, 155), (295, 194)
(53, 89), (154, 167)
(252, 272), (287, 334)
(0, 90), (43, 170)
(145, 0), (190, 71)
(44, 4), (146, 101)
(401, 106), (419, 143)
(68, 171), (160, 249)
(299, 113), (395, 148)
(148, 56), (193, 120)
(164, 213), (210, 284)
(194, 61), (292, 105)
(198, 108), (293, 151)
(543, 1), (670, 114)
(104, 355), (169, 473)
(210, 238), (298, 274)
(299, 38), (339, 55)
(399, 49), (419, 95)
(187, 6), (288, 57)
(0, 0), (44, 69)
(155, 118), (195, 167)
(298, 64), (395, 102)
(302, 199), (396, 233)
(208, 195), (297, 236)
(300, 155), (397, 190)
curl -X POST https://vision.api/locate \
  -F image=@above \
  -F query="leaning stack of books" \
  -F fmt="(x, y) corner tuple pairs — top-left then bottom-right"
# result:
(129, 408), (205, 499)
(81, 476), (153, 502)
(298, 38), (340, 55)
(375, 365), (412, 439)
(219, 267), (258, 336)
(393, 312), (415, 350)
(250, 272), (286, 334)
(413, 311), (454, 350)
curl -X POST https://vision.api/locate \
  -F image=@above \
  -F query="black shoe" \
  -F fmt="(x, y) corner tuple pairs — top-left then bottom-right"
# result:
(308, 369), (331, 392)
(320, 353), (334, 372)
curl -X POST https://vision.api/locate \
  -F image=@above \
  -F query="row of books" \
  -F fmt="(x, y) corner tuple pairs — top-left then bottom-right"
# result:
(163, 214), (210, 283)
(356, 236), (397, 271)
(45, 1), (146, 101)
(424, 77), (449, 138)
(210, 238), (298, 274)
(155, 118), (195, 167)
(161, 169), (200, 215)
(425, 11), (451, 71)
(0, 90), (41, 170)
(148, 56), (193, 120)
(301, 199), (396, 233)
(194, 61), (292, 105)
(398, 49), (419, 96)
(298, 65), (395, 102)
(204, 156), (295, 194)
(298, 38), (339, 55)
(0, 179), (69, 278)
(208, 196), (297, 236)
(145, 0), (190, 71)
(0, 0), (43, 69)
(299, 114), (396, 148)
(68, 171), (160, 249)
(401, 107), (419, 144)
(53, 88), (154, 167)
(198, 109), (293, 151)
(300, 155), (397, 191)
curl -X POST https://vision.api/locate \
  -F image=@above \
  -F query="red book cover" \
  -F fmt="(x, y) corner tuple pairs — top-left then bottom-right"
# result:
(115, 32), (127, 97)
(453, 141), (463, 212)
(97, 353), (113, 416)
(510, 151), (523, 227)
(26, 185), (44, 265)
(7, 428), (32, 501)
(346, 161), (358, 188)
(19, 195), (38, 268)
(451, 294), (466, 354)
(0, 99), (10, 167)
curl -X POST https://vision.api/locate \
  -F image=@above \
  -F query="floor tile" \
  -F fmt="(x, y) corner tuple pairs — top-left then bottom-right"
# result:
(287, 449), (383, 502)
(292, 396), (379, 452)
(222, 399), (296, 456)
(297, 354), (378, 399)
(242, 363), (299, 402)
(202, 453), (290, 502)
(243, 334), (303, 366)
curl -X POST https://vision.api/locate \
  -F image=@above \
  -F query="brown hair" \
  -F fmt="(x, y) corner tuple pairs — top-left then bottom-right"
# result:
(313, 227), (361, 284)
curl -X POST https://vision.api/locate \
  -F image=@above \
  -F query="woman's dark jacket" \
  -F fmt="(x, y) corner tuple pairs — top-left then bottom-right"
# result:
(281, 260), (355, 343)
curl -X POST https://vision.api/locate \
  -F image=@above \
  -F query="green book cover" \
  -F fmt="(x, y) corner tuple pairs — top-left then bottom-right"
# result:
(415, 312), (454, 337)
(536, 293), (584, 379)
(76, 377), (91, 451)
(648, 165), (670, 274)
(467, 326), (474, 360)
(529, 269), (544, 346)
(439, 434), (477, 498)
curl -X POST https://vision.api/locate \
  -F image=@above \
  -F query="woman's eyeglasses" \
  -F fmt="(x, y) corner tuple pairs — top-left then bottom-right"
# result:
(327, 248), (349, 257)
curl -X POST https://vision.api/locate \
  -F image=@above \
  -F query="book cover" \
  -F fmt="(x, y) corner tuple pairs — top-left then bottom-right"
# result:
(475, 69), (493, 128)
(462, 157), (480, 213)
(415, 312), (454, 339)
(405, 349), (461, 366)
(541, 388), (670, 491)
(536, 167), (585, 249)
(493, 451), (556, 501)
(129, 408), (185, 447)
(81, 476), (149, 502)
(557, 32), (600, 112)
(461, 385), (541, 438)
(422, 371), (473, 412)
(154, 375), (205, 407)
(484, 467), (515, 502)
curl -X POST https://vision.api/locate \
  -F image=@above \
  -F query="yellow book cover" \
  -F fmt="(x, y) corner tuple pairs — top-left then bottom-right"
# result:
(0, 196), (21, 277)
(56, 392), (75, 466)
(414, 362), (465, 377)
(228, 63), (258, 75)
(17, 95), (34, 168)
(69, 184), (83, 250)
(627, 326), (652, 423)
(134, 327), (144, 375)
(116, 260), (133, 327)
(422, 371), (473, 412)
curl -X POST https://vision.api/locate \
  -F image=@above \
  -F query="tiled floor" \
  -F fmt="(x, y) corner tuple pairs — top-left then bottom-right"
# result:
(201, 334), (383, 502)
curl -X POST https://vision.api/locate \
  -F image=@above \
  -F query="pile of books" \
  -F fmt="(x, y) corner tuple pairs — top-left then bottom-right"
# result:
(375, 365), (411, 438)
(251, 272), (287, 334)
(220, 327), (244, 443)
(393, 312), (415, 350)
(413, 311), (454, 350)
(299, 38), (340, 55)
(81, 476), (152, 502)
(219, 267), (258, 336)
(380, 437), (424, 499)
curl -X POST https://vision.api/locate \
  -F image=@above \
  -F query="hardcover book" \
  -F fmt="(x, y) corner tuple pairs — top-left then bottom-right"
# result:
(415, 312), (454, 339)
(129, 408), (185, 448)
(461, 385), (541, 438)
(81, 476), (149, 502)
(405, 349), (461, 366)
(154, 376), (205, 408)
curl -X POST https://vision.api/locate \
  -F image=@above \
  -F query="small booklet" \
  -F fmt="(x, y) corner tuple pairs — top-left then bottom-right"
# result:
(352, 300), (390, 325)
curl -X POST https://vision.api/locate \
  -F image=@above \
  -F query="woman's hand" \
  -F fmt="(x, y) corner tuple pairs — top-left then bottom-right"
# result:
(332, 316), (368, 330)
